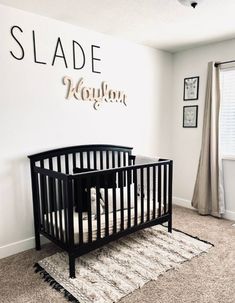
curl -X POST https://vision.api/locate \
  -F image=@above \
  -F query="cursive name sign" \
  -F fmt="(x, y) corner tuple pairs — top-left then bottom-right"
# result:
(63, 76), (127, 110)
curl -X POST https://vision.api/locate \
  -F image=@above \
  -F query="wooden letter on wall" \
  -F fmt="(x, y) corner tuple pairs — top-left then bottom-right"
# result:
(63, 76), (127, 110)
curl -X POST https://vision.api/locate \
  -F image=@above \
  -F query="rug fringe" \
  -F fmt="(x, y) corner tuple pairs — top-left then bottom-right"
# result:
(161, 223), (214, 246)
(172, 227), (214, 247)
(34, 263), (80, 303)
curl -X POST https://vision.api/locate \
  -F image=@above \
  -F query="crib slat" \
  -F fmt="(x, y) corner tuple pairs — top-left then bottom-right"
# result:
(48, 158), (53, 188)
(63, 179), (70, 245)
(57, 179), (64, 243)
(94, 151), (97, 169)
(46, 176), (54, 237)
(62, 179), (69, 244)
(168, 162), (173, 231)
(127, 170), (131, 228)
(65, 154), (69, 174)
(44, 176), (50, 234)
(147, 166), (150, 221)
(123, 152), (126, 167)
(158, 165), (162, 217)
(100, 151), (103, 169)
(167, 163), (170, 214)
(57, 156), (61, 172)
(112, 151), (115, 168)
(48, 159), (55, 212)
(122, 153), (126, 186)
(87, 151), (91, 169)
(72, 153), (76, 170)
(77, 180), (83, 245)
(36, 173), (43, 228)
(48, 158), (55, 237)
(104, 185), (109, 236)
(128, 153), (132, 165)
(34, 173), (41, 229)
(52, 177), (59, 240)
(66, 178), (74, 249)
(153, 166), (156, 219)
(112, 182), (117, 234)
(140, 168), (144, 223)
(134, 168), (138, 226)
(57, 156), (64, 242)
(41, 161), (50, 234)
(117, 152), (121, 187)
(105, 151), (108, 169)
(86, 178), (92, 243)
(62, 180), (69, 243)
(80, 152), (84, 169)
(96, 175), (101, 240)
(39, 160), (46, 230)
(118, 152), (121, 167)
(95, 175), (101, 240)
(163, 164), (167, 214)
(120, 172), (124, 231)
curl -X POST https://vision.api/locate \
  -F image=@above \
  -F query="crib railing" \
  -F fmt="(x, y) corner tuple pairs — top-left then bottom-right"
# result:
(31, 159), (172, 253)
(29, 145), (133, 250)
(31, 166), (71, 249)
(30, 144), (133, 174)
(72, 160), (172, 245)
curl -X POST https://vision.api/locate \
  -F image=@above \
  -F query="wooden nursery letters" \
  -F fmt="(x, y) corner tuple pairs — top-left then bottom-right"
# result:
(63, 76), (127, 110)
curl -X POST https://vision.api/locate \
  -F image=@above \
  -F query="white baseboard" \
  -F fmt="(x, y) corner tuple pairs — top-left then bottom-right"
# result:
(173, 196), (194, 210)
(223, 210), (235, 221)
(173, 196), (235, 221)
(0, 235), (49, 260)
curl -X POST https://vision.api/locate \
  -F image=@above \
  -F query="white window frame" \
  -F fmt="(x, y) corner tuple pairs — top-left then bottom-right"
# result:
(219, 63), (235, 159)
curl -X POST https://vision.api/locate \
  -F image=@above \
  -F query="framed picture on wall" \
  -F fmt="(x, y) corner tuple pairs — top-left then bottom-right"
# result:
(183, 105), (198, 128)
(183, 76), (199, 101)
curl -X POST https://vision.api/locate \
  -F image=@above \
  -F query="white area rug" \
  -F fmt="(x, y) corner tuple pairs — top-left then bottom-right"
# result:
(36, 226), (213, 303)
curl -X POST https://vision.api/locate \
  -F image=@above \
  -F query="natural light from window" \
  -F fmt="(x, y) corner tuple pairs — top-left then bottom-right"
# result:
(220, 68), (235, 157)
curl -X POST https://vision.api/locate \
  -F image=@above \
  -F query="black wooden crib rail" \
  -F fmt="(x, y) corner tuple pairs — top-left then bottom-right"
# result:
(28, 145), (173, 278)
(29, 145), (133, 246)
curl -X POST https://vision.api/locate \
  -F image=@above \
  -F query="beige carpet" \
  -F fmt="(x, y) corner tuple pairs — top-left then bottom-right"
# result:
(0, 205), (235, 303)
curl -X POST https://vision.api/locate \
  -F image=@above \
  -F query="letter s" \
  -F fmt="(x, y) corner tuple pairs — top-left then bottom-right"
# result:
(10, 25), (24, 60)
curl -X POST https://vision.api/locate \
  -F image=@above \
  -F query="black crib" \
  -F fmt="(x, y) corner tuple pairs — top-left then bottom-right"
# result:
(28, 144), (173, 278)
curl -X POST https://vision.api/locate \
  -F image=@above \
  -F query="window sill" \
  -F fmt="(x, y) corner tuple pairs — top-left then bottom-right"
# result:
(222, 155), (235, 161)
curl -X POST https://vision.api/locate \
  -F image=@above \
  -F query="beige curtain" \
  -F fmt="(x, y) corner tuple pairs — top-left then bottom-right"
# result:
(191, 61), (225, 217)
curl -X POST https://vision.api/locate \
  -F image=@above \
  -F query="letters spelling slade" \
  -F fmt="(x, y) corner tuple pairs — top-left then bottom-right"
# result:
(9, 25), (101, 73)
(9, 25), (127, 109)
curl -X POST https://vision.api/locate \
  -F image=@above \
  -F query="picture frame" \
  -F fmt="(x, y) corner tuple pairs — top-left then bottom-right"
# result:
(183, 105), (198, 128)
(183, 76), (199, 101)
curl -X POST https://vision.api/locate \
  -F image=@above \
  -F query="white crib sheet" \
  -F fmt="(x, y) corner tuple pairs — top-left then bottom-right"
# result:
(45, 198), (163, 244)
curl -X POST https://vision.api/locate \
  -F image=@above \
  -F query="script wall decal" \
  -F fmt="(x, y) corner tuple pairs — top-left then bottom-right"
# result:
(63, 76), (127, 110)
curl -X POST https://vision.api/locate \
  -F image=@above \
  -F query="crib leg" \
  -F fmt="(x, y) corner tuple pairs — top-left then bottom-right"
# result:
(168, 216), (172, 233)
(35, 232), (41, 250)
(69, 255), (76, 279)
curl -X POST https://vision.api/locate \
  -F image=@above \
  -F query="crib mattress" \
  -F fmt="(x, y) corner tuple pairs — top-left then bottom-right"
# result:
(45, 199), (163, 244)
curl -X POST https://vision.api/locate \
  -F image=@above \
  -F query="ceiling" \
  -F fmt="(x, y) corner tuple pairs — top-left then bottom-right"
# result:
(1, 0), (235, 52)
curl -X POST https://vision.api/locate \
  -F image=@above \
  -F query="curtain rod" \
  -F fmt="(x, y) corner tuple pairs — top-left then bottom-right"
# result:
(215, 60), (235, 67)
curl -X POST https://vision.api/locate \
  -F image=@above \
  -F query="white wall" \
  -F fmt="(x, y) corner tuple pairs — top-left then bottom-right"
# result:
(0, 5), (173, 258)
(172, 39), (235, 219)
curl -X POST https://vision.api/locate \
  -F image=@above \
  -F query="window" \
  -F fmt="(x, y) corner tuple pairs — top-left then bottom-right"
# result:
(220, 68), (235, 156)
